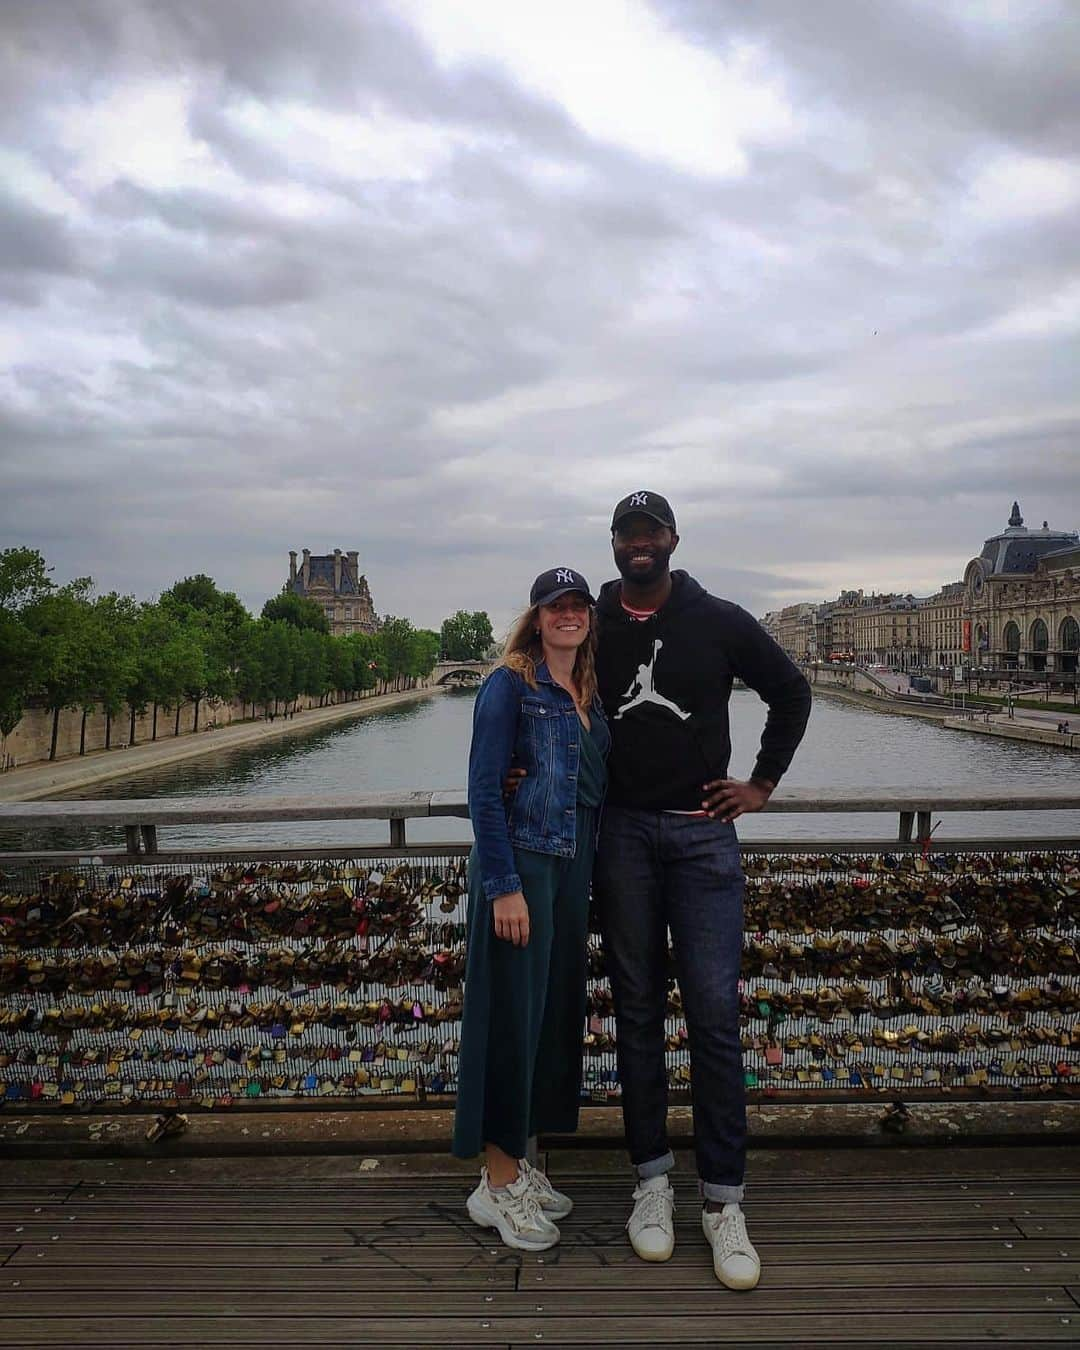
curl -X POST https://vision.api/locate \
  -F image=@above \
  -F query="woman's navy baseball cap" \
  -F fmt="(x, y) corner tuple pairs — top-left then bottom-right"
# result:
(530, 567), (595, 608)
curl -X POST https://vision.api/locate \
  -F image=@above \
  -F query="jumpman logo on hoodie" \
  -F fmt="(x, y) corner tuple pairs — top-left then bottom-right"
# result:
(614, 639), (691, 721)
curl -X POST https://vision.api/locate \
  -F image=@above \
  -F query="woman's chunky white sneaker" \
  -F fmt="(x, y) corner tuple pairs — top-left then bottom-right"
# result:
(702, 1202), (761, 1290)
(467, 1169), (561, 1251)
(518, 1157), (573, 1218)
(626, 1175), (675, 1261)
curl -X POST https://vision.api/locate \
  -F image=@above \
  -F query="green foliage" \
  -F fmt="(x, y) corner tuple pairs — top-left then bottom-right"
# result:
(82, 594), (140, 719)
(162, 575), (250, 630)
(440, 610), (494, 661)
(0, 547), (53, 612)
(260, 590), (330, 634)
(0, 550), (445, 747)
(412, 628), (441, 678)
(0, 548), (54, 736)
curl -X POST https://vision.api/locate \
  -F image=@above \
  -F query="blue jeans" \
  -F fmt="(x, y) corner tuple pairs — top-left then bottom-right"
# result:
(593, 806), (746, 1203)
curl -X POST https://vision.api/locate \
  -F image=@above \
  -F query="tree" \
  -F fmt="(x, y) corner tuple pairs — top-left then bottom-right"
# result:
(378, 616), (417, 691)
(260, 589), (330, 634)
(0, 548), (53, 738)
(341, 632), (381, 695)
(163, 575), (249, 630)
(22, 580), (95, 760)
(0, 547), (53, 611)
(411, 628), (441, 680)
(160, 575), (250, 730)
(440, 610), (494, 661)
(80, 593), (138, 752)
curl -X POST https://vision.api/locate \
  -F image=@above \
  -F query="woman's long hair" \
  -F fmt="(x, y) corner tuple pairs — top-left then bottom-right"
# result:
(501, 603), (598, 707)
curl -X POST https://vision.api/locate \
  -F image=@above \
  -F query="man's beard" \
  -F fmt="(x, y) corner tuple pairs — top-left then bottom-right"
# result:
(615, 545), (673, 587)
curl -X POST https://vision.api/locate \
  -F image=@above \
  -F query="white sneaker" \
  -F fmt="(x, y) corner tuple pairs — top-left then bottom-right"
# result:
(466, 1169), (561, 1251)
(518, 1156), (573, 1218)
(626, 1175), (675, 1261)
(702, 1202), (761, 1290)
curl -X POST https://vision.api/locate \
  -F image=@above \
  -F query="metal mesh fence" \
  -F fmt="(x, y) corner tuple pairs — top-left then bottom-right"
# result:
(1, 847), (1077, 1109)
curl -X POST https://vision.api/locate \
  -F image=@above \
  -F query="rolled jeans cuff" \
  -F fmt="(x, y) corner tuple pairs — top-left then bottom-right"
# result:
(635, 1149), (675, 1182)
(700, 1180), (745, 1204)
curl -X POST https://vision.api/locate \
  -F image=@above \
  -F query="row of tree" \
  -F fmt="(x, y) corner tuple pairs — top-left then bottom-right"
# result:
(0, 549), (462, 761)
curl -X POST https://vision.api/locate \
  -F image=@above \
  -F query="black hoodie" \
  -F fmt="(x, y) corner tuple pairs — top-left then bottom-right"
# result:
(595, 570), (812, 811)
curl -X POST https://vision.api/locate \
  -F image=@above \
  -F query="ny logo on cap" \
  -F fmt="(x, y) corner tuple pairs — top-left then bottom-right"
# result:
(555, 569), (575, 584)
(629, 492), (649, 507)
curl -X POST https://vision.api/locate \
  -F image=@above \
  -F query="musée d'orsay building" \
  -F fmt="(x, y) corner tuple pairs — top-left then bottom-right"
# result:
(764, 503), (1080, 675)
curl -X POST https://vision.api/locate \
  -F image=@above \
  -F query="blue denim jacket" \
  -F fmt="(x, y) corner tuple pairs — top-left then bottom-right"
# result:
(467, 661), (610, 902)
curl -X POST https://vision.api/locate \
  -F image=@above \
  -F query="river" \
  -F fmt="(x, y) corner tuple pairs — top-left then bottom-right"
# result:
(9, 686), (1078, 852)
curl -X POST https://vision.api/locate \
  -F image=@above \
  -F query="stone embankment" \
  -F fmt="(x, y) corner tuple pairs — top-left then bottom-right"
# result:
(807, 664), (1078, 749)
(943, 714), (1079, 751)
(0, 684), (445, 802)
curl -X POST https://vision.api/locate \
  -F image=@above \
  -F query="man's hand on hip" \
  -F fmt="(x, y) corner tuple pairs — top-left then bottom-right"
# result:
(701, 777), (774, 822)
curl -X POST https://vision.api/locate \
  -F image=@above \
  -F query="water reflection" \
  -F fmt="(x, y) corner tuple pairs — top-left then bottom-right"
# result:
(3, 687), (1078, 852)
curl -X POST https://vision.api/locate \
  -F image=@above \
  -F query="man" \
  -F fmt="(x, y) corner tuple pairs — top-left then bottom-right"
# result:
(592, 491), (810, 1289)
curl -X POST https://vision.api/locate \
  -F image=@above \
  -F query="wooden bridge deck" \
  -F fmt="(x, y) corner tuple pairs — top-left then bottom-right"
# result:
(1, 1145), (1079, 1346)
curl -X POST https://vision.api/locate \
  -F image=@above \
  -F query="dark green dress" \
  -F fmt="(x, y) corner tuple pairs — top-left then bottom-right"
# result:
(453, 718), (607, 1159)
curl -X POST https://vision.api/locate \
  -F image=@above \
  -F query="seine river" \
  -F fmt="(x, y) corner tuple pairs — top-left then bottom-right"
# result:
(15, 686), (1078, 852)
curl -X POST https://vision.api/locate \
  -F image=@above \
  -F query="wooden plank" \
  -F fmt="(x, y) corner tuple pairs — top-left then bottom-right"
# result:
(2, 784), (1078, 827)
(2, 1288), (1072, 1317)
(0, 1267), (516, 1291)
(523, 1260), (1080, 1291)
(0, 1217), (1019, 1244)
(1018, 1222), (1080, 1239)
(9, 1238), (1078, 1268)
(0, 1312), (1077, 1345)
(6, 1242), (513, 1268)
(0, 791), (438, 828)
(515, 1238), (1080, 1267)
(6, 1260), (1077, 1293)
(41, 1197), (1080, 1221)
(63, 1177), (1080, 1197)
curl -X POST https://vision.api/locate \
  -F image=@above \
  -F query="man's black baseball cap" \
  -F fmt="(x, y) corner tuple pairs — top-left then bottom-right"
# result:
(611, 490), (677, 531)
(530, 567), (595, 608)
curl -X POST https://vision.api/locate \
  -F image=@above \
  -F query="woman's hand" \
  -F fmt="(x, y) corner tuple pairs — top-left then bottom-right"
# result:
(493, 891), (530, 946)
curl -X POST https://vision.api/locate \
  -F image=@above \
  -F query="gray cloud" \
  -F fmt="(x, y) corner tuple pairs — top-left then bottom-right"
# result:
(0, 0), (1077, 630)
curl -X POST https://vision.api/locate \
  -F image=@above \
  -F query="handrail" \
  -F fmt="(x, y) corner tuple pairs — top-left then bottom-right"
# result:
(3, 784), (1079, 825)
(2, 786), (1079, 853)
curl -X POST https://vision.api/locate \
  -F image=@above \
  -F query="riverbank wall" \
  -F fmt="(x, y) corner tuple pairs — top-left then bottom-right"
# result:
(809, 669), (1080, 749)
(0, 684), (446, 802)
(0, 677), (437, 774)
(943, 716), (1079, 751)
(806, 667), (951, 721)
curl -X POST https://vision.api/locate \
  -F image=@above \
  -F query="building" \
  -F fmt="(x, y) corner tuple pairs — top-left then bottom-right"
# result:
(288, 548), (378, 636)
(962, 504), (1080, 672)
(919, 581), (965, 669)
(772, 603), (817, 662)
(852, 594), (922, 670)
(818, 590), (867, 662)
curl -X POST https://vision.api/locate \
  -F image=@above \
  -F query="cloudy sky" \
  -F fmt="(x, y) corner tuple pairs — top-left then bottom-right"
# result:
(2, 0), (1078, 633)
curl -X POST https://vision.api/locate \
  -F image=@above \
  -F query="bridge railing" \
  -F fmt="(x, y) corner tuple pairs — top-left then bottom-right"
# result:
(0, 788), (1077, 1113)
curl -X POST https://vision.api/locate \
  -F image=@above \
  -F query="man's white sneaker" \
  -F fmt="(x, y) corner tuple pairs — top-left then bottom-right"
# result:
(466, 1169), (561, 1251)
(702, 1202), (761, 1290)
(518, 1156), (573, 1219)
(626, 1175), (675, 1261)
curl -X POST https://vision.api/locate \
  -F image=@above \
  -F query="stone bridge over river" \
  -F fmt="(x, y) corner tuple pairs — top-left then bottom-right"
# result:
(431, 658), (494, 685)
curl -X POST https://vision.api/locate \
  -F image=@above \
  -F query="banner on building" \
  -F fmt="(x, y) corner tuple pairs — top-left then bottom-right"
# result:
(962, 620), (971, 653)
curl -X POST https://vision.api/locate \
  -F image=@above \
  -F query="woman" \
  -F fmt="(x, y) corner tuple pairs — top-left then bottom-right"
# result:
(452, 567), (609, 1251)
